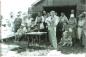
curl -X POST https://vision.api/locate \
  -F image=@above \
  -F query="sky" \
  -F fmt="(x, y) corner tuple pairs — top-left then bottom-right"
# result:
(1, 0), (37, 19)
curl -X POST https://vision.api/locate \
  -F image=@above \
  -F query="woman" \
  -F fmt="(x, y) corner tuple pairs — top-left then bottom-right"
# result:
(46, 11), (59, 49)
(42, 11), (48, 32)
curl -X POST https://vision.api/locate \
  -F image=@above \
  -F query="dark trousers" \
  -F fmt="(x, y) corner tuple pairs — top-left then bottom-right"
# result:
(43, 22), (47, 32)
(56, 22), (63, 44)
(14, 26), (20, 32)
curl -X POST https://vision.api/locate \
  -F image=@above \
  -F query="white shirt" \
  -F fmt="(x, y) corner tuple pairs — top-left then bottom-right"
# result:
(46, 15), (59, 31)
(46, 15), (59, 26)
(70, 14), (75, 18)
(41, 15), (47, 22)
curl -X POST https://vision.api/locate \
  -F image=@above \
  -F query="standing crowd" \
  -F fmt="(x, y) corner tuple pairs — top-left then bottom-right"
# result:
(1, 10), (86, 50)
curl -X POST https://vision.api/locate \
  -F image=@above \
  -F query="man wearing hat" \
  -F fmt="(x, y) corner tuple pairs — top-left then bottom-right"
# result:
(14, 12), (22, 32)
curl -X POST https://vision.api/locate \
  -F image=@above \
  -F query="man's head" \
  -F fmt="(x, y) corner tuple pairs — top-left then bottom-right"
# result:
(71, 10), (74, 14)
(42, 10), (47, 15)
(37, 12), (41, 17)
(17, 11), (22, 17)
(50, 11), (55, 17)
(61, 12), (65, 17)
(47, 13), (50, 17)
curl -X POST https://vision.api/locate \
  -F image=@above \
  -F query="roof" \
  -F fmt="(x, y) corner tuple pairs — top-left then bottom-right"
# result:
(32, 0), (44, 6)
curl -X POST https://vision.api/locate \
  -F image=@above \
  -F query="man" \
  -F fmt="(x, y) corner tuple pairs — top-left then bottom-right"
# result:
(14, 12), (22, 32)
(82, 12), (86, 48)
(78, 12), (86, 46)
(70, 10), (75, 18)
(56, 12), (68, 43)
(46, 11), (59, 49)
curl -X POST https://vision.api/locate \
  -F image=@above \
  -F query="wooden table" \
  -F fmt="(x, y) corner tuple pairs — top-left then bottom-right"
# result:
(26, 32), (47, 46)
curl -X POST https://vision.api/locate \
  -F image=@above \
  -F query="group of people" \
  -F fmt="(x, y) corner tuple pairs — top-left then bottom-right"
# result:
(2, 10), (86, 50)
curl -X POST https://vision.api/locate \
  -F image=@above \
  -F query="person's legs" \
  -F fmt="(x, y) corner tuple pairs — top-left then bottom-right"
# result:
(43, 22), (47, 32)
(56, 22), (63, 44)
(48, 30), (53, 46)
(78, 28), (82, 40)
(50, 28), (57, 49)
(77, 28), (82, 45)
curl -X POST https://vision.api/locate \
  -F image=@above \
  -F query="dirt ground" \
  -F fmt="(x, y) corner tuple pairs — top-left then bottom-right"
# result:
(0, 38), (86, 57)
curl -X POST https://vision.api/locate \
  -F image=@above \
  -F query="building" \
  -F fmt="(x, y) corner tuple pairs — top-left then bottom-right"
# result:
(31, 0), (86, 18)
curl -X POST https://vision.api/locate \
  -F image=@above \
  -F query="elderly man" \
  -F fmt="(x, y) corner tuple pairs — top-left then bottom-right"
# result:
(46, 11), (59, 49)
(14, 12), (22, 32)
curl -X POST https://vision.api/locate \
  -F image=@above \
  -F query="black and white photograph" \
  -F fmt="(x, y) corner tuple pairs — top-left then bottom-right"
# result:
(0, 0), (86, 57)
